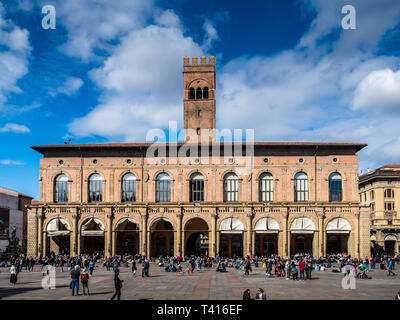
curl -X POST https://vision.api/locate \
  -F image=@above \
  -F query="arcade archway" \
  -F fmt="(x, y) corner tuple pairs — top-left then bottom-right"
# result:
(80, 218), (105, 254)
(150, 218), (174, 257)
(326, 218), (351, 254)
(218, 217), (244, 257)
(254, 217), (280, 257)
(46, 218), (71, 255)
(184, 217), (209, 256)
(115, 218), (140, 255)
(384, 234), (397, 255)
(290, 217), (315, 255)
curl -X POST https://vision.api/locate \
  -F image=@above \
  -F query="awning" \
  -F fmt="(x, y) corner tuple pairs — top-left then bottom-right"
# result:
(254, 217), (280, 233)
(46, 218), (71, 236)
(326, 217), (351, 234)
(290, 217), (315, 233)
(385, 234), (397, 241)
(81, 218), (105, 236)
(219, 217), (244, 232)
(116, 217), (138, 228)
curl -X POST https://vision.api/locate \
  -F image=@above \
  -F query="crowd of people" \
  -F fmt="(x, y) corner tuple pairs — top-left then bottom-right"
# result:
(2, 251), (399, 299)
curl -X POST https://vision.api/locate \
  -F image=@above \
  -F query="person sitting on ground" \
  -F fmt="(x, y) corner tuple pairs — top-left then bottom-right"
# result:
(243, 289), (252, 300)
(255, 288), (267, 300)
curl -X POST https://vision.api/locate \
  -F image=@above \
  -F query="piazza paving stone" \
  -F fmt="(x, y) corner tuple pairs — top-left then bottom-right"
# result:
(0, 263), (399, 300)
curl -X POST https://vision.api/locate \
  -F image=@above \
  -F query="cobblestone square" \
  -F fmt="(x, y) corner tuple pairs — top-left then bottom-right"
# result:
(1, 263), (399, 300)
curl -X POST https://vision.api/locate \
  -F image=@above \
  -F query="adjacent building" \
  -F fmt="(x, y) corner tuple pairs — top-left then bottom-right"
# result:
(0, 186), (33, 253)
(359, 165), (400, 255)
(27, 56), (370, 259)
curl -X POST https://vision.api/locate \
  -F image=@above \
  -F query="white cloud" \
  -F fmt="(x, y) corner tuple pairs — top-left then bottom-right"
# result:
(37, 0), (154, 61)
(202, 20), (219, 50)
(0, 123), (30, 133)
(65, 0), (400, 172)
(154, 9), (182, 30)
(0, 160), (25, 165)
(69, 17), (203, 141)
(0, 3), (31, 109)
(352, 69), (400, 113)
(53, 77), (84, 96)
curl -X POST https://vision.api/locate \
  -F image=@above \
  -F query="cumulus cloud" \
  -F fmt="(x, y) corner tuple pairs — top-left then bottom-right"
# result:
(36, 0), (154, 61)
(352, 69), (400, 113)
(0, 123), (30, 133)
(65, 0), (400, 171)
(52, 77), (84, 96)
(0, 3), (31, 109)
(69, 16), (203, 140)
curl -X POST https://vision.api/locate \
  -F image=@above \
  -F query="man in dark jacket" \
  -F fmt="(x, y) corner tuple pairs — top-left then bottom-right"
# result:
(111, 270), (123, 300)
(70, 265), (80, 296)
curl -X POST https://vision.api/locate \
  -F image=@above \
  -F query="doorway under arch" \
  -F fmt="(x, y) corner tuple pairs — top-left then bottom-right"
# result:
(184, 217), (210, 256)
(150, 219), (174, 257)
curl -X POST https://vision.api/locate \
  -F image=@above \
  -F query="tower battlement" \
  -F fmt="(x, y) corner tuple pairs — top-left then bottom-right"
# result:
(184, 56), (215, 67)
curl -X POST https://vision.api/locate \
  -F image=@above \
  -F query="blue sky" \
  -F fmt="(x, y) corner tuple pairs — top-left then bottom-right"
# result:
(1, 0), (400, 199)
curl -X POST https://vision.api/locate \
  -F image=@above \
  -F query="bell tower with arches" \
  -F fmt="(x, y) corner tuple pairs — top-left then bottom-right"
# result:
(183, 56), (216, 143)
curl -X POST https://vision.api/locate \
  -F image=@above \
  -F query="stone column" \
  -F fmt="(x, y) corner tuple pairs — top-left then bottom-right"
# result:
(317, 209), (325, 257)
(245, 212), (253, 257)
(71, 211), (80, 256)
(27, 209), (38, 258)
(210, 212), (217, 257)
(176, 211), (182, 257)
(37, 211), (44, 257)
(141, 210), (149, 258)
(282, 208), (289, 257)
(354, 212), (360, 258)
(107, 211), (114, 257)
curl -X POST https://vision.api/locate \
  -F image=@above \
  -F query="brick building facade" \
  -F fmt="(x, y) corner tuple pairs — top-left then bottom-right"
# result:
(359, 165), (400, 255)
(27, 56), (370, 259)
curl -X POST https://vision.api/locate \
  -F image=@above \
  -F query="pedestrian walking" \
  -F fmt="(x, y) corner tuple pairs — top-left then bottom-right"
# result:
(299, 259), (305, 280)
(70, 265), (80, 296)
(131, 259), (136, 276)
(80, 269), (90, 296)
(388, 258), (396, 276)
(110, 270), (123, 300)
(89, 260), (94, 275)
(10, 264), (17, 285)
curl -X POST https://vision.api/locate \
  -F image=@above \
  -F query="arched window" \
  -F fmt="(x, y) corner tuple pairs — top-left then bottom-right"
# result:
(203, 87), (209, 99)
(54, 174), (68, 203)
(370, 190), (374, 200)
(329, 172), (342, 202)
(88, 173), (103, 202)
(122, 173), (136, 202)
(196, 87), (202, 100)
(259, 173), (273, 202)
(189, 172), (204, 202)
(156, 173), (171, 202)
(189, 87), (195, 100)
(224, 173), (239, 202)
(294, 172), (308, 202)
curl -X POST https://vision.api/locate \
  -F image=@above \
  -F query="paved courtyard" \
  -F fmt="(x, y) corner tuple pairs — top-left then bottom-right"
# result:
(0, 263), (399, 300)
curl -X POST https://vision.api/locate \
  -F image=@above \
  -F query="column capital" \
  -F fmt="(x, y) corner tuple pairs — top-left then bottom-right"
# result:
(107, 213), (114, 219)
(36, 212), (44, 220)
(176, 212), (183, 220)
(72, 212), (80, 220)
(211, 213), (218, 220)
